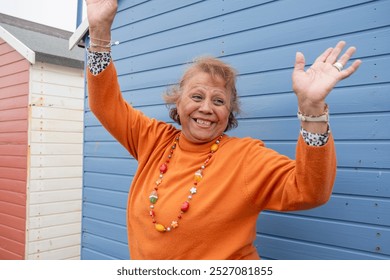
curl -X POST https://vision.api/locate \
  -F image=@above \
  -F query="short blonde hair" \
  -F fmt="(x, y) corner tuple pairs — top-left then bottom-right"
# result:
(163, 56), (240, 131)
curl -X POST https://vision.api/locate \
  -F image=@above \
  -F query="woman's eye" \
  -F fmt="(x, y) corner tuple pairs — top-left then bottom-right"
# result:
(191, 95), (203, 101)
(213, 99), (225, 106)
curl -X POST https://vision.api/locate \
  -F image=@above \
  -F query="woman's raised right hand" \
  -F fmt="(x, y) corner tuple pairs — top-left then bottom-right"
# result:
(85, 0), (118, 39)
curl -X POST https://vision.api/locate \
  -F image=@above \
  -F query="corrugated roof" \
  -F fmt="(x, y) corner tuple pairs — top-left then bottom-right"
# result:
(0, 13), (84, 69)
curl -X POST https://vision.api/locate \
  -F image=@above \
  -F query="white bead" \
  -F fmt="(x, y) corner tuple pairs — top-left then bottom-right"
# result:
(190, 187), (197, 194)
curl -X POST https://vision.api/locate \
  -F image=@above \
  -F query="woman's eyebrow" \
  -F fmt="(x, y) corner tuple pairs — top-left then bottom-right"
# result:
(189, 84), (227, 94)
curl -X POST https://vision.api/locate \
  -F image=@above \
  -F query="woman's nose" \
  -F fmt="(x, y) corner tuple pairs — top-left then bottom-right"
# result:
(198, 99), (213, 113)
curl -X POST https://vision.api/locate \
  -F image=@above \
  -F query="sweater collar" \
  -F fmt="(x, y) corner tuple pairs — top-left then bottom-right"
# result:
(178, 132), (226, 153)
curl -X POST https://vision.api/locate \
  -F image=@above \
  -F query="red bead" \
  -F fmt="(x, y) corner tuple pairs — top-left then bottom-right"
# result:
(160, 163), (168, 173)
(181, 201), (190, 212)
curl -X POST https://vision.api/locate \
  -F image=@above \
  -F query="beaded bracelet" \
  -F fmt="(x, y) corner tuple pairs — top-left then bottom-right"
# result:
(88, 36), (120, 49)
(297, 103), (329, 122)
(89, 40), (120, 49)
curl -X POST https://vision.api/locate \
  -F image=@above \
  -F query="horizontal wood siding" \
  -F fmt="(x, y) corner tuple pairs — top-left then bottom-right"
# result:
(0, 39), (29, 260)
(27, 62), (84, 259)
(83, 0), (390, 259)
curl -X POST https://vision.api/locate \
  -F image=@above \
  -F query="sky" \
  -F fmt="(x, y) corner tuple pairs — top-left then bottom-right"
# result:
(0, 0), (87, 31)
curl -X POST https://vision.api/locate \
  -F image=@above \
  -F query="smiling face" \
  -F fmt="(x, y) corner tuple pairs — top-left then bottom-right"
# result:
(176, 72), (231, 143)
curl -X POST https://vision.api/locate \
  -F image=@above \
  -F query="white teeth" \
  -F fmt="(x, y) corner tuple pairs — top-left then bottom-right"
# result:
(196, 119), (211, 126)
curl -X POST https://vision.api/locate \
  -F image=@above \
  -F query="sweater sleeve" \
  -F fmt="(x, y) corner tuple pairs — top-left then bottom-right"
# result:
(243, 134), (336, 211)
(87, 62), (176, 160)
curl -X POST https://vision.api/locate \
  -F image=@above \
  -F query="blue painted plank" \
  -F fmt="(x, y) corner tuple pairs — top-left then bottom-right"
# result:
(229, 114), (390, 141)
(257, 212), (390, 255)
(84, 125), (115, 142)
(83, 187), (128, 208)
(84, 124), (117, 142)
(326, 84), (390, 115)
(83, 202), (127, 225)
(82, 248), (117, 260)
(256, 235), (388, 260)
(84, 139), (131, 158)
(83, 217), (128, 244)
(84, 172), (132, 192)
(84, 111), (102, 128)
(122, 86), (167, 107)
(293, 195), (390, 227)
(82, 233), (129, 259)
(328, 114), (390, 140)
(335, 142), (390, 169)
(334, 169), (390, 198)
(265, 142), (390, 169)
(84, 157), (138, 175)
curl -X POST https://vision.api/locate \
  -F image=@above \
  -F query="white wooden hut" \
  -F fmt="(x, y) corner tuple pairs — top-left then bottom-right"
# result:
(0, 14), (84, 260)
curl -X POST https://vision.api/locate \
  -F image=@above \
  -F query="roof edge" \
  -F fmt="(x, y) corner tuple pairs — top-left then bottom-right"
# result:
(0, 13), (73, 39)
(0, 25), (35, 64)
(35, 52), (84, 69)
(69, 18), (89, 50)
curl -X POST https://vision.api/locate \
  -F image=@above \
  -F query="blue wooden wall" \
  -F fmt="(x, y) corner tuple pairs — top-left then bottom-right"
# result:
(82, 0), (390, 259)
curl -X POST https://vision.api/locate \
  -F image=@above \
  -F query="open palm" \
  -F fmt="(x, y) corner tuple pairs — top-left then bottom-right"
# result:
(292, 41), (361, 107)
(86, 0), (118, 29)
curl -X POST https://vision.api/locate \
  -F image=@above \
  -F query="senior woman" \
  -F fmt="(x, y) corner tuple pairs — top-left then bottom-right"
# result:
(86, 0), (361, 259)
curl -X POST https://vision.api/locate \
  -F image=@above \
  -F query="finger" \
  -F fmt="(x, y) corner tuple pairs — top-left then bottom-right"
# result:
(294, 52), (306, 72)
(340, 59), (362, 79)
(326, 41), (346, 63)
(335, 46), (357, 67)
(314, 47), (333, 63)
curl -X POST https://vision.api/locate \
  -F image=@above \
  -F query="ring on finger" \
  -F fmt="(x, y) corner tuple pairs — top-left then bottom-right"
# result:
(332, 61), (344, 72)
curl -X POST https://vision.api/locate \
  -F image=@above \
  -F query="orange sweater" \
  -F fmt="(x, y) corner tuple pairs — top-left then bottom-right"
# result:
(88, 63), (336, 260)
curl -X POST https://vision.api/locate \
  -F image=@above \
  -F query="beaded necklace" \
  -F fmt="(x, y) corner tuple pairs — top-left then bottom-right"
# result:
(148, 134), (223, 233)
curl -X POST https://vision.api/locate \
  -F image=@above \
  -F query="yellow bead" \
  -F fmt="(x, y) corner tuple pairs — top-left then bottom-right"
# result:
(155, 224), (166, 232)
(210, 143), (219, 152)
(194, 170), (203, 182)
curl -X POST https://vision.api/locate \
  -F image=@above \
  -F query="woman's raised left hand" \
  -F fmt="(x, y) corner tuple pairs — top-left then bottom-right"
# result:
(292, 41), (361, 115)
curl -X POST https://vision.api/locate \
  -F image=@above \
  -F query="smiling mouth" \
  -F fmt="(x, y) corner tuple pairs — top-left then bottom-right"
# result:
(194, 118), (213, 127)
